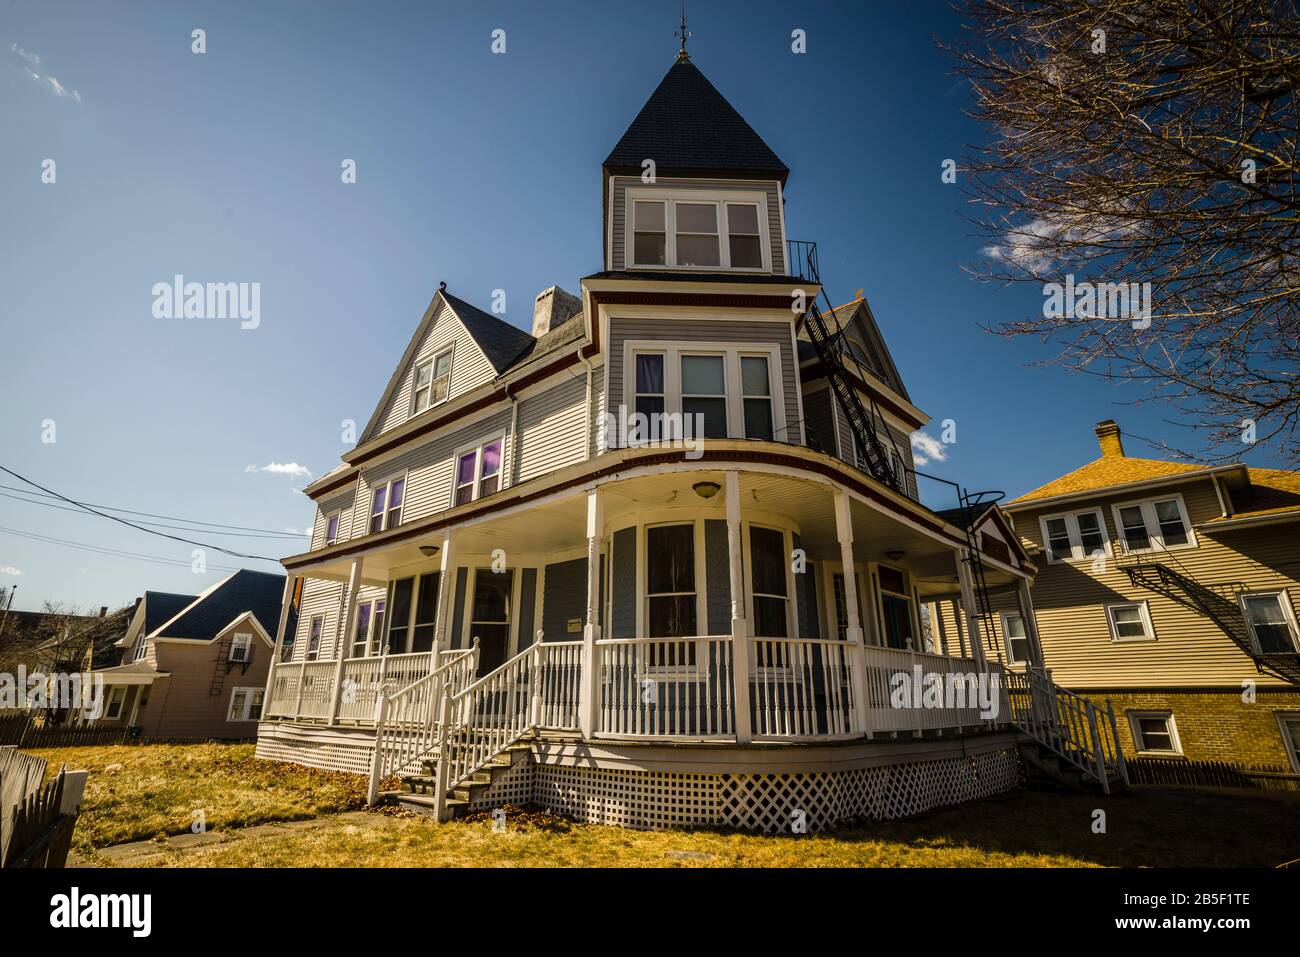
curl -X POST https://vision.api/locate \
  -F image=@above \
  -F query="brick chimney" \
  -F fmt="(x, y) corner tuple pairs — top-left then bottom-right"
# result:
(531, 286), (581, 338)
(1095, 419), (1125, 458)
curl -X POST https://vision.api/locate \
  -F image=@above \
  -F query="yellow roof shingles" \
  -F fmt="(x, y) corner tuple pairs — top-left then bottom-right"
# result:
(1009, 456), (1213, 505)
(1208, 468), (1300, 522)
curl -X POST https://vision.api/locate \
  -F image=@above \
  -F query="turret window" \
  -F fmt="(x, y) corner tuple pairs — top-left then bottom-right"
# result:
(726, 203), (762, 268)
(675, 203), (720, 267)
(633, 201), (667, 265)
(626, 190), (770, 271)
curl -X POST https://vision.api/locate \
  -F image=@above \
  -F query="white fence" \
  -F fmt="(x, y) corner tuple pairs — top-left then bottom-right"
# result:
(861, 646), (998, 737)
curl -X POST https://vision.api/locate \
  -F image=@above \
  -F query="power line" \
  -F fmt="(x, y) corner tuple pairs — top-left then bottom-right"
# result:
(0, 489), (306, 540)
(0, 483), (308, 538)
(0, 525), (242, 573)
(0, 464), (285, 563)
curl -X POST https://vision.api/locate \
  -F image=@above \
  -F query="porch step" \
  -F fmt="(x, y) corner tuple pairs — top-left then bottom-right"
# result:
(1018, 742), (1123, 794)
(392, 738), (534, 819)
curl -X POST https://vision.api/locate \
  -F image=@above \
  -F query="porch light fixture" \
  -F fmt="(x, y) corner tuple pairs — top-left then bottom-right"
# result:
(419, 544), (440, 557)
(885, 550), (906, 561)
(692, 481), (721, 499)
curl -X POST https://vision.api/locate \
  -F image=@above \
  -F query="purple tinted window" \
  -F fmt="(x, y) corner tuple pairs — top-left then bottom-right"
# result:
(480, 442), (502, 477)
(389, 478), (405, 509)
(325, 514), (340, 543)
(371, 486), (387, 515)
(457, 452), (476, 485)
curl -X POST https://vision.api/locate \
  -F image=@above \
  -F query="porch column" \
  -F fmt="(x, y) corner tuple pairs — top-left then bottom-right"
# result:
(430, 529), (457, 663)
(1016, 577), (1047, 670)
(955, 551), (989, 670)
(329, 558), (363, 725)
(725, 471), (753, 744)
(834, 490), (871, 737)
(265, 574), (298, 709)
(578, 488), (603, 738)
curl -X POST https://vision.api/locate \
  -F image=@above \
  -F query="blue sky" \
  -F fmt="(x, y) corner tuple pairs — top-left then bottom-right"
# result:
(0, 1), (1288, 612)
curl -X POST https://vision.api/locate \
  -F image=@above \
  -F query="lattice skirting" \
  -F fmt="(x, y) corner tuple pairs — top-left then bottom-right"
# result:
(255, 725), (374, 776)
(474, 748), (1021, 833)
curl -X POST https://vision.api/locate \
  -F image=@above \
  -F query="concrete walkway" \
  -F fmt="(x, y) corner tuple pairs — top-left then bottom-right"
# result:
(70, 811), (381, 867)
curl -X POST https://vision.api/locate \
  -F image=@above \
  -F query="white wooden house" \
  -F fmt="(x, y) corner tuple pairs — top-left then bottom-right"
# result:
(256, 50), (1125, 831)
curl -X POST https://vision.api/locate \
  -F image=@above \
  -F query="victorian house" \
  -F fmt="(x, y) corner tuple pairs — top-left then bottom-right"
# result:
(256, 52), (1124, 830)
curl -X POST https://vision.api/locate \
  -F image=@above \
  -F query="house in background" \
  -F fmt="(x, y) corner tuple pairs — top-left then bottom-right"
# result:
(256, 48), (1123, 831)
(941, 421), (1300, 775)
(75, 569), (291, 740)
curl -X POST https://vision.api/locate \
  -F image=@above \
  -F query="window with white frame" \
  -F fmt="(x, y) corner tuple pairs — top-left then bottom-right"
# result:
(1278, 714), (1300, 773)
(387, 573), (441, 655)
(1240, 591), (1300, 654)
(645, 523), (697, 642)
(627, 191), (769, 271)
(1112, 495), (1194, 553)
(131, 636), (149, 662)
(350, 599), (387, 658)
(453, 438), (504, 506)
(229, 633), (252, 662)
(324, 512), (340, 546)
(1040, 509), (1108, 562)
(1106, 601), (1155, 641)
(104, 686), (126, 721)
(624, 342), (785, 444)
(1129, 711), (1181, 754)
(369, 476), (405, 533)
(1001, 612), (1030, 664)
(227, 687), (264, 722)
(411, 346), (454, 415)
(305, 614), (324, 661)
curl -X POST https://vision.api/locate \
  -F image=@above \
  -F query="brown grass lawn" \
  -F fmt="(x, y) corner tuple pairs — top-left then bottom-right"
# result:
(32, 743), (367, 851)
(40, 743), (1300, 866)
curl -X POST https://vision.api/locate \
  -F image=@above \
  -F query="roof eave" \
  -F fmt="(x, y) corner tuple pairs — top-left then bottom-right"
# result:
(1004, 463), (1250, 512)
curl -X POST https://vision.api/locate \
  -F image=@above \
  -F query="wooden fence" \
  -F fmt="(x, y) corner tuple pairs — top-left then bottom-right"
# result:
(0, 746), (88, 868)
(1128, 757), (1300, 792)
(0, 714), (132, 749)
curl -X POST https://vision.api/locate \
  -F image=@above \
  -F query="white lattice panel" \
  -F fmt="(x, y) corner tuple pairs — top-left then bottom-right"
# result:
(534, 766), (721, 830)
(466, 756), (535, 812)
(255, 732), (374, 775)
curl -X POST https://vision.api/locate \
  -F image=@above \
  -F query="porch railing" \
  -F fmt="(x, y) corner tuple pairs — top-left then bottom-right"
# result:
(596, 636), (735, 739)
(296, 661), (337, 721)
(861, 645), (996, 737)
(751, 637), (858, 740)
(335, 651), (439, 724)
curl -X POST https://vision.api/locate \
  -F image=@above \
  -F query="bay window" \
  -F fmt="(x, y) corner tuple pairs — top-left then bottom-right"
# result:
(646, 523), (697, 640)
(1111, 495), (1194, 553)
(453, 438), (504, 506)
(680, 354), (728, 438)
(626, 191), (769, 271)
(740, 355), (774, 440)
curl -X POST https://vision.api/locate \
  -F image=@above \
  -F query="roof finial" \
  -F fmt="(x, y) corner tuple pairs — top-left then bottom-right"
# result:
(675, 2), (691, 62)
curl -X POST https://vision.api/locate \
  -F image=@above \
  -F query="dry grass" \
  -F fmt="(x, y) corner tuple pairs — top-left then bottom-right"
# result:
(133, 788), (1300, 869)
(31, 743), (367, 851)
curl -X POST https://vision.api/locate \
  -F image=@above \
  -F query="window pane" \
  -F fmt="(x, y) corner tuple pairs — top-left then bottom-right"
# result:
(677, 234), (720, 267)
(1154, 500), (1188, 546)
(389, 479), (404, 510)
(1137, 718), (1174, 751)
(743, 399), (773, 440)
(727, 204), (759, 234)
(1119, 506), (1150, 550)
(1004, 614), (1026, 639)
(635, 354), (664, 394)
(1244, 595), (1295, 653)
(1075, 513), (1104, 553)
(749, 527), (787, 597)
(740, 356), (770, 395)
(634, 201), (665, 231)
(455, 485), (474, 506)
(1046, 518), (1072, 558)
(434, 351), (453, 377)
(388, 578), (413, 650)
(633, 233), (666, 265)
(414, 361), (432, 390)
(729, 235), (762, 268)
(676, 203), (717, 233)
(1009, 636), (1030, 664)
(648, 595), (696, 639)
(681, 355), (725, 394)
(480, 441), (502, 477)
(371, 486), (387, 516)
(683, 397), (728, 438)
(1111, 605), (1147, 638)
(753, 596), (788, 639)
(647, 524), (694, 594)
(326, 514), (339, 543)
(634, 396), (664, 433)
(457, 451), (477, 485)
(479, 474), (499, 497)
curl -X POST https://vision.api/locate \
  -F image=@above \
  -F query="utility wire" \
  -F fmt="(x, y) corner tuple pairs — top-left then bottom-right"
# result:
(0, 464), (285, 563)
(0, 483), (308, 537)
(0, 525), (241, 573)
(0, 489), (305, 540)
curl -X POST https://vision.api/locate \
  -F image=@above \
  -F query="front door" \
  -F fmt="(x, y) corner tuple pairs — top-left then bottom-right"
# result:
(470, 569), (513, 675)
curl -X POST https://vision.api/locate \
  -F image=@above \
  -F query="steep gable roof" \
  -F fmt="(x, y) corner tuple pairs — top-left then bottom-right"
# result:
(142, 591), (197, 634)
(604, 59), (788, 181)
(150, 569), (286, 642)
(441, 292), (535, 373)
(797, 296), (912, 402)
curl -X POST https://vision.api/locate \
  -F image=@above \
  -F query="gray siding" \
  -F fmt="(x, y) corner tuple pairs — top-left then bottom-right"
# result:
(449, 568), (468, 650)
(517, 567), (538, 650)
(610, 527), (636, 638)
(515, 375), (587, 483)
(802, 386), (837, 457)
(704, 520), (732, 635)
(607, 317), (801, 446)
(311, 489), (355, 550)
(369, 297), (498, 441)
(543, 557), (587, 643)
(610, 176), (785, 274)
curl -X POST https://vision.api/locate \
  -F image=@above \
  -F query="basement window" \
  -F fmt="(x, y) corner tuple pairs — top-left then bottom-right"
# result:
(1129, 711), (1181, 754)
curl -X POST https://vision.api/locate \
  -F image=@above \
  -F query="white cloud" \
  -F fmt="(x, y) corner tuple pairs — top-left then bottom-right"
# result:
(245, 462), (312, 479)
(9, 42), (81, 104)
(0, 566), (24, 576)
(910, 430), (948, 468)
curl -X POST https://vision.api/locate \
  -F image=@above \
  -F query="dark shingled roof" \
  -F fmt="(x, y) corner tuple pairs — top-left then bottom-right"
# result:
(442, 292), (537, 373)
(604, 60), (788, 181)
(155, 569), (286, 640)
(143, 591), (197, 634)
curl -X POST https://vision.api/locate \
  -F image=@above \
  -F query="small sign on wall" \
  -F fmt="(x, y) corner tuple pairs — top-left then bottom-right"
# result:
(567, 618), (582, 634)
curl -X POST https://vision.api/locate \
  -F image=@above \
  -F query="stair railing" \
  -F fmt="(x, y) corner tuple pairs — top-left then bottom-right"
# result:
(366, 642), (478, 805)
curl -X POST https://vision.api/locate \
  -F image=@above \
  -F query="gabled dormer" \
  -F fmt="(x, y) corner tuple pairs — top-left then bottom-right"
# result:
(601, 57), (790, 276)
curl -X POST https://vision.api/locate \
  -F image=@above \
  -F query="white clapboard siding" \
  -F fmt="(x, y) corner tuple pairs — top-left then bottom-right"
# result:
(589, 361), (605, 456)
(311, 490), (355, 550)
(516, 375), (588, 483)
(370, 298), (499, 440)
(291, 578), (344, 661)
(609, 176), (785, 274)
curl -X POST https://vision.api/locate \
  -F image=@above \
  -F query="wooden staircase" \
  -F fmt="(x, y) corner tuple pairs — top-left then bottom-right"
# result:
(389, 737), (533, 818)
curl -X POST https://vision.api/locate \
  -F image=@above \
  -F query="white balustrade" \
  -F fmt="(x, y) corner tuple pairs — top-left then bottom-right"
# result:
(596, 636), (735, 739)
(749, 637), (858, 740)
(861, 645), (996, 736)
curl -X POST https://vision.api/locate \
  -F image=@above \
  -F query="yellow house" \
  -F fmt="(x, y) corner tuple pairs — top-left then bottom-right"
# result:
(987, 421), (1300, 774)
